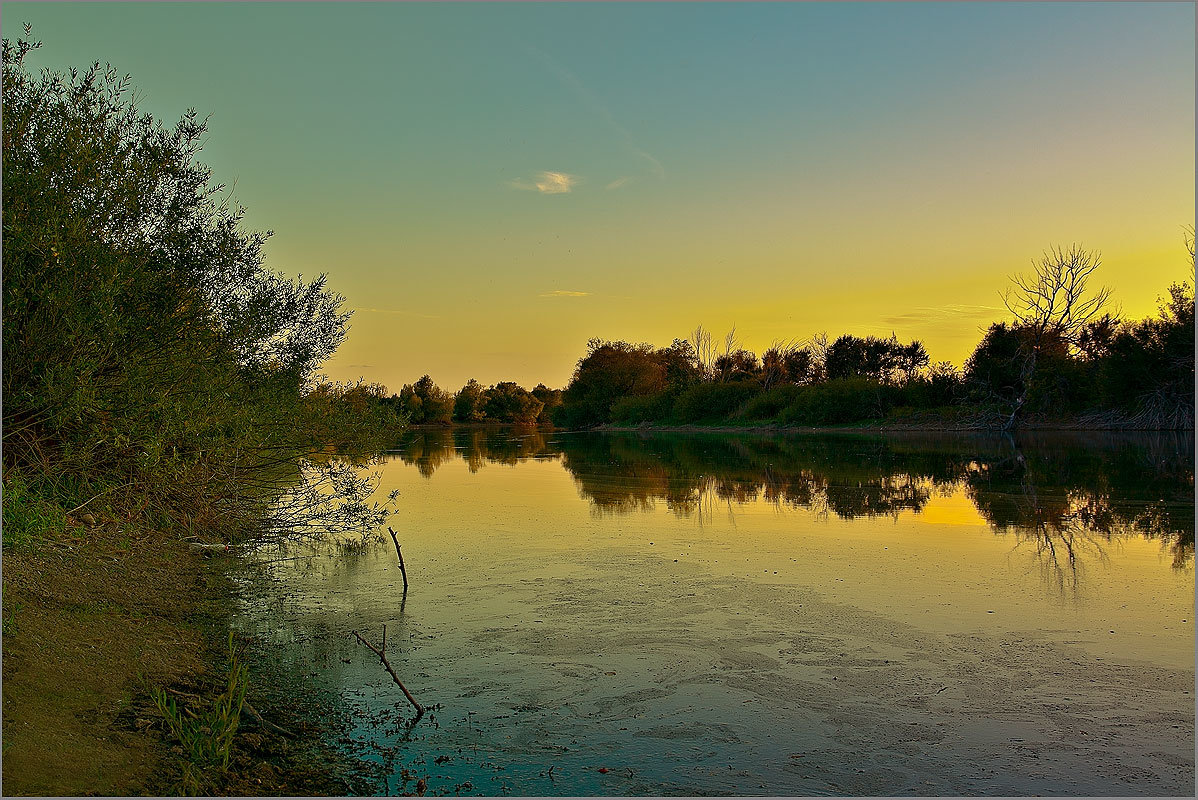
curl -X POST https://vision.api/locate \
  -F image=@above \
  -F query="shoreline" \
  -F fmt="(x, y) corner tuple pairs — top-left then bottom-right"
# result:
(1, 521), (380, 796)
(406, 418), (1194, 435)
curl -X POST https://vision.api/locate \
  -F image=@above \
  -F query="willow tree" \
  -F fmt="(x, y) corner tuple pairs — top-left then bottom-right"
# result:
(2, 30), (394, 541)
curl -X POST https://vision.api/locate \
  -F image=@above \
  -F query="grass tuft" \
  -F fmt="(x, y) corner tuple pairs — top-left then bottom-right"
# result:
(153, 633), (249, 795)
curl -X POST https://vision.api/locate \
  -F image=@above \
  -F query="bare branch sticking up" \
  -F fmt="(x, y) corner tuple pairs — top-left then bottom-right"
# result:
(388, 526), (409, 591)
(352, 627), (424, 717)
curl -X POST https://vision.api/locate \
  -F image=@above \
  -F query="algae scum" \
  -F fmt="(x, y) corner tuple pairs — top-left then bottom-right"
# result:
(235, 431), (1195, 796)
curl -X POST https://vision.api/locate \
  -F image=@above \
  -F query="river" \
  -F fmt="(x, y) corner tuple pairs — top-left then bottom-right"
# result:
(235, 429), (1194, 796)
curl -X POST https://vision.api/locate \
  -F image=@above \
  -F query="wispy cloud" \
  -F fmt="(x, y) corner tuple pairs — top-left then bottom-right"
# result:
(355, 307), (443, 320)
(539, 290), (591, 298)
(526, 46), (665, 180)
(510, 171), (580, 194)
(881, 304), (1003, 327)
(606, 176), (632, 190)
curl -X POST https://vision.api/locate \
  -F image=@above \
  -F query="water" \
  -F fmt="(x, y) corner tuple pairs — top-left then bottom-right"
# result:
(236, 430), (1195, 796)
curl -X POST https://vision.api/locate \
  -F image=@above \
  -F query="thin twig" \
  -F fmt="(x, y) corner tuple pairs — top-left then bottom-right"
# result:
(66, 481), (136, 516)
(352, 628), (424, 716)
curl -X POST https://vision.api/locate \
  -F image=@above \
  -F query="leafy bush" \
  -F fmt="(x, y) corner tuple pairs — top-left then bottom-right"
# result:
(672, 381), (761, 423)
(610, 390), (675, 424)
(736, 384), (804, 420)
(778, 379), (897, 425)
(2, 33), (401, 541)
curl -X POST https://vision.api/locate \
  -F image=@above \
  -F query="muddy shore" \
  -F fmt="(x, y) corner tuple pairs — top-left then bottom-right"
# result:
(1, 518), (382, 796)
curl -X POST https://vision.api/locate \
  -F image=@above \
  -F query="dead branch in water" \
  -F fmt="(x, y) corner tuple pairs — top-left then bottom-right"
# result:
(387, 526), (409, 591)
(352, 626), (424, 717)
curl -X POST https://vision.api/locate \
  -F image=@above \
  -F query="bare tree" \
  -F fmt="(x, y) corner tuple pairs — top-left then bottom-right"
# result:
(1004, 245), (1112, 342)
(717, 325), (738, 382)
(808, 331), (830, 381)
(1000, 244), (1112, 431)
(689, 324), (715, 381)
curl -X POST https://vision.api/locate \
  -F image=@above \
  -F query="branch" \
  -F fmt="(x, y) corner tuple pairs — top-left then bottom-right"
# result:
(352, 627), (424, 717)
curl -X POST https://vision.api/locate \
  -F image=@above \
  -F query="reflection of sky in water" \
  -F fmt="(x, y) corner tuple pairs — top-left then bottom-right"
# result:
(237, 432), (1194, 796)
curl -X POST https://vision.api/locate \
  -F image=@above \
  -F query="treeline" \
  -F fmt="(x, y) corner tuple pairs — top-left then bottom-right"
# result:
(551, 246), (1193, 430)
(380, 375), (562, 425)
(395, 245), (1191, 433)
(2, 34), (402, 548)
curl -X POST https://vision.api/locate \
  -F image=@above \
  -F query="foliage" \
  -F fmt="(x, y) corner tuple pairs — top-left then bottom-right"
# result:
(737, 384), (805, 421)
(1, 470), (65, 549)
(778, 379), (898, 425)
(483, 381), (544, 424)
(2, 33), (402, 544)
(453, 379), (487, 422)
(672, 381), (761, 423)
(397, 375), (453, 424)
(531, 383), (564, 424)
(153, 633), (249, 795)
(824, 334), (928, 383)
(556, 339), (670, 427)
(1100, 279), (1195, 427)
(610, 389), (678, 425)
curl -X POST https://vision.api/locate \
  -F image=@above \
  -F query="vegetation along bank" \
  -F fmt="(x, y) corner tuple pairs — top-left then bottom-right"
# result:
(388, 241), (1194, 434)
(2, 31), (403, 795)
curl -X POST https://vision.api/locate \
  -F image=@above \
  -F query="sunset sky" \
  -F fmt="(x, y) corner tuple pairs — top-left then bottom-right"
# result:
(8, 2), (1194, 392)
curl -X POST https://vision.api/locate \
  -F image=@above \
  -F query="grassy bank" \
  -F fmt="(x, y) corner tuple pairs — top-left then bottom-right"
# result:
(1, 510), (383, 796)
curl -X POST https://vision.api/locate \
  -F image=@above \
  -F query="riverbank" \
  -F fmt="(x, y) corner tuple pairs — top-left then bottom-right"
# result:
(1, 516), (381, 796)
(409, 409), (1191, 436)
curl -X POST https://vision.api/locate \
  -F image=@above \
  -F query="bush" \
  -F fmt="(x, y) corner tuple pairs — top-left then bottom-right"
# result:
(672, 381), (761, 423)
(736, 384), (804, 420)
(778, 379), (897, 425)
(610, 390), (675, 425)
(2, 34), (400, 543)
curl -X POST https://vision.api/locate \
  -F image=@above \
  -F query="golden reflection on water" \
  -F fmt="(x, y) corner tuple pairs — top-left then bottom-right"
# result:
(370, 430), (1193, 670)
(245, 430), (1194, 795)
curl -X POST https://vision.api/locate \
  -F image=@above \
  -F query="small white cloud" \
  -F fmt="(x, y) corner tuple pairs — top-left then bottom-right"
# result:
(510, 171), (579, 194)
(606, 176), (632, 190)
(539, 290), (591, 298)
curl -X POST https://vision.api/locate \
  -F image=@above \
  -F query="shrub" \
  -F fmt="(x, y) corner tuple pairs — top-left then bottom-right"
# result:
(672, 381), (761, 423)
(778, 379), (897, 425)
(610, 390), (675, 425)
(736, 384), (804, 421)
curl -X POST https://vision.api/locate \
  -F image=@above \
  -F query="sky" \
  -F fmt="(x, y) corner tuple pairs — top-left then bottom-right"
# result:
(5, 2), (1194, 392)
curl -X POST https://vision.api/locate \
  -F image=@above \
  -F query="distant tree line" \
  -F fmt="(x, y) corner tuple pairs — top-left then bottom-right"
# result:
(380, 375), (562, 426)
(402, 240), (1190, 432)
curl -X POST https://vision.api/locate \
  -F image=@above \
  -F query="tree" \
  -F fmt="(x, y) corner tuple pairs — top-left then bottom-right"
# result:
(530, 383), (563, 424)
(556, 338), (668, 427)
(453, 379), (487, 422)
(483, 382), (544, 424)
(2, 31), (394, 542)
(688, 325), (715, 381)
(999, 245), (1111, 430)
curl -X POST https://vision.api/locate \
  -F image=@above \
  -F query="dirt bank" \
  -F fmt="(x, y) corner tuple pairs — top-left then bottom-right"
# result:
(1, 516), (380, 796)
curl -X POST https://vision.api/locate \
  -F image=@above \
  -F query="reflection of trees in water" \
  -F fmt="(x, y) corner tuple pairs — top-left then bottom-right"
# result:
(963, 432), (1194, 577)
(385, 429), (1193, 572)
(559, 434), (949, 523)
(386, 428), (558, 477)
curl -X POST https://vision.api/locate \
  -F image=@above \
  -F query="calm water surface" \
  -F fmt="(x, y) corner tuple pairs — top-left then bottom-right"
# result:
(236, 431), (1194, 796)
